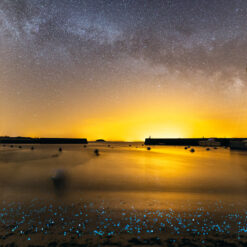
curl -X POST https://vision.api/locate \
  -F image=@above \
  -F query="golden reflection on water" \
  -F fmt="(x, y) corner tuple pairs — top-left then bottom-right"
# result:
(0, 143), (247, 207)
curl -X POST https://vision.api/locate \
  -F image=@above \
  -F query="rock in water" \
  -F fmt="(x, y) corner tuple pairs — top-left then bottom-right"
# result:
(51, 169), (67, 196)
(94, 149), (99, 156)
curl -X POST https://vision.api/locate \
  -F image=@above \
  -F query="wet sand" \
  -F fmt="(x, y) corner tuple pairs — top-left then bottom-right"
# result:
(0, 143), (247, 246)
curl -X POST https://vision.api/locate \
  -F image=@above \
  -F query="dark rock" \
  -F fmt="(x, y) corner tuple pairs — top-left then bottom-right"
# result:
(48, 242), (58, 247)
(51, 169), (67, 196)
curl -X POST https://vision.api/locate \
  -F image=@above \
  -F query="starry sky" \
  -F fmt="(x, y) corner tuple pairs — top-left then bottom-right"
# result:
(1, 0), (247, 140)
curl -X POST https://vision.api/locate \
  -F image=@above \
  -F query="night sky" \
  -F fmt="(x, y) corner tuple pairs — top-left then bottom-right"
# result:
(1, 0), (247, 140)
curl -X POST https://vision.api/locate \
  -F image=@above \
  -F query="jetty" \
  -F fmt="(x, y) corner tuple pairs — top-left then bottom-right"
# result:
(230, 140), (247, 150)
(145, 138), (247, 147)
(0, 137), (88, 144)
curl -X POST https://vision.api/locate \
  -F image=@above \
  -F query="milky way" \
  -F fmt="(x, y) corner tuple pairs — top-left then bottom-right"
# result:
(1, 0), (247, 139)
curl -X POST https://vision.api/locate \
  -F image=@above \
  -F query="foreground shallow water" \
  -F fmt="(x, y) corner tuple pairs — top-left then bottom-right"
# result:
(0, 143), (247, 246)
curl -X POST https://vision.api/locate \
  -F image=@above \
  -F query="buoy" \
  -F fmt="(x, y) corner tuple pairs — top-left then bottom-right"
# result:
(206, 147), (210, 151)
(147, 147), (151, 151)
(190, 148), (195, 153)
(184, 147), (188, 150)
(58, 147), (62, 152)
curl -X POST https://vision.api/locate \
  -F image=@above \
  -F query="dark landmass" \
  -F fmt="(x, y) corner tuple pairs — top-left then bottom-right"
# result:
(0, 137), (88, 144)
(145, 138), (247, 147)
(96, 139), (106, 142)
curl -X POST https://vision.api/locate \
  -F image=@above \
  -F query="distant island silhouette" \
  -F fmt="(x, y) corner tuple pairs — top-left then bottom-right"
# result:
(96, 139), (106, 142)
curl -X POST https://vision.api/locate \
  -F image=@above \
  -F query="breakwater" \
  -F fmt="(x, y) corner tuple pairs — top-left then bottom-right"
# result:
(0, 137), (88, 144)
(144, 138), (247, 146)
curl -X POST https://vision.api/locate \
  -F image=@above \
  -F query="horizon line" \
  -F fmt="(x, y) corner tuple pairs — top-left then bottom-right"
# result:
(1, 136), (247, 142)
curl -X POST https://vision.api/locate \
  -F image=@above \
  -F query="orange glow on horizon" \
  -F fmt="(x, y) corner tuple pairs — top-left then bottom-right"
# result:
(4, 100), (247, 141)
(1, 77), (247, 141)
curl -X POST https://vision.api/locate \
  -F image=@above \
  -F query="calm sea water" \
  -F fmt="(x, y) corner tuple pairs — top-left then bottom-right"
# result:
(0, 142), (247, 210)
(1, 142), (247, 242)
